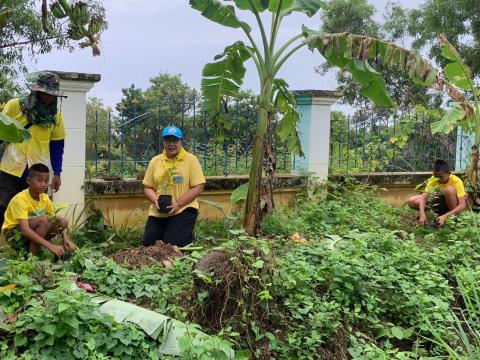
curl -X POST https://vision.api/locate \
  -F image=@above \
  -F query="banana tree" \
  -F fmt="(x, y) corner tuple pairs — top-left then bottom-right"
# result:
(430, 35), (480, 202)
(189, 0), (437, 235)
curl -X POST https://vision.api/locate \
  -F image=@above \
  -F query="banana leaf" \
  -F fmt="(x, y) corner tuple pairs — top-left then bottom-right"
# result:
(0, 113), (31, 143)
(94, 296), (234, 356)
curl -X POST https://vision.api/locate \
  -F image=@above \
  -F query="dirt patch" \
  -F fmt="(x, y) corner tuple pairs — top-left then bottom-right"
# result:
(110, 242), (182, 269)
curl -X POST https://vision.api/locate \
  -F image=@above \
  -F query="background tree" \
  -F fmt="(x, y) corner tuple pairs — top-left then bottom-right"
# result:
(0, 0), (107, 96)
(384, 0), (480, 80)
(116, 73), (195, 164)
(318, 0), (440, 110)
(86, 96), (112, 167)
(0, 0), (107, 142)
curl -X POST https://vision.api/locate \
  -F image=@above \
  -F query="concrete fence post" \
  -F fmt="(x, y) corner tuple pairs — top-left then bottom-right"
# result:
(293, 90), (342, 181)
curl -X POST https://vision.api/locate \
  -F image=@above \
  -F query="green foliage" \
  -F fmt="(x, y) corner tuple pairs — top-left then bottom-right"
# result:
(0, 258), (55, 314)
(329, 106), (455, 174)
(273, 78), (303, 155)
(201, 41), (251, 114)
(305, 32), (438, 108)
(430, 35), (480, 142)
(390, 0), (480, 80)
(318, 0), (439, 111)
(10, 281), (159, 359)
(229, 185), (480, 357)
(68, 248), (198, 320)
(0, 0), (106, 83)
(321, 0), (379, 38)
(189, 0), (251, 31)
(230, 182), (249, 204)
(7, 184), (480, 357)
(0, 113), (31, 143)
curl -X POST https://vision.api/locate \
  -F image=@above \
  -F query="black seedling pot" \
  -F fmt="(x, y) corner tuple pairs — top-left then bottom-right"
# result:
(158, 195), (172, 213)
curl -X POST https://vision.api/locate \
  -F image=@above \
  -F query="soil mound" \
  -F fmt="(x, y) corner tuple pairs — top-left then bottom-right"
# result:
(110, 242), (182, 269)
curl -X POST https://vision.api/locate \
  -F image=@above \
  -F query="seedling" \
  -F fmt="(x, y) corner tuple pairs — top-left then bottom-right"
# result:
(158, 167), (177, 213)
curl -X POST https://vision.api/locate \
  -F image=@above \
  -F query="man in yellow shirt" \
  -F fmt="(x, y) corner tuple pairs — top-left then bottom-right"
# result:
(0, 72), (67, 227)
(143, 125), (206, 247)
(408, 159), (467, 226)
(2, 163), (76, 256)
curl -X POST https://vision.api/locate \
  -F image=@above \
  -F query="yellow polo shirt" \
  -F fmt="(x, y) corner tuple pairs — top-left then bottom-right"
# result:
(0, 98), (66, 177)
(424, 174), (466, 198)
(143, 148), (206, 218)
(2, 189), (55, 231)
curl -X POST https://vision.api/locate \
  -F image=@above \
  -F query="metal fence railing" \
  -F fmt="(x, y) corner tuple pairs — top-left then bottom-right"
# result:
(86, 94), (465, 178)
(86, 95), (296, 178)
(329, 109), (460, 174)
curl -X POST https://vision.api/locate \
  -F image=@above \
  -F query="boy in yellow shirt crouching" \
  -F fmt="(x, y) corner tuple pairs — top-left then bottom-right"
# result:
(408, 159), (467, 227)
(1, 163), (76, 257)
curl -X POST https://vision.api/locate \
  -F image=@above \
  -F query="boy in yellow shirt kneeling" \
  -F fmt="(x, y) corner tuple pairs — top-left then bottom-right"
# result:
(1, 163), (76, 257)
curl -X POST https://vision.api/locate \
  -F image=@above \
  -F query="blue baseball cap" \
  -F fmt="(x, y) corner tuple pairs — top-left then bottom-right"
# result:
(162, 125), (183, 139)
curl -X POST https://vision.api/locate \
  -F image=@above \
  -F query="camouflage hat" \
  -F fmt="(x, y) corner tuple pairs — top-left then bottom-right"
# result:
(26, 72), (66, 97)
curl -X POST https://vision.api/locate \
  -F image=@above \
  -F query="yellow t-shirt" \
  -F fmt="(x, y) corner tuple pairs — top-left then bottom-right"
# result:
(143, 148), (206, 218)
(2, 189), (55, 231)
(0, 98), (66, 177)
(424, 174), (466, 198)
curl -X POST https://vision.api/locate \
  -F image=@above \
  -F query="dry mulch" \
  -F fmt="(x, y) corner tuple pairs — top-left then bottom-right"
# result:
(110, 242), (182, 269)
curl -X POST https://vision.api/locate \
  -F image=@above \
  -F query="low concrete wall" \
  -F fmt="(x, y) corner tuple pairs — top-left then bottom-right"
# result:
(331, 172), (434, 207)
(86, 175), (307, 228)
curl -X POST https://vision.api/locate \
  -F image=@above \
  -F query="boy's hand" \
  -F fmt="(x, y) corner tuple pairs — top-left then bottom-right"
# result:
(438, 214), (447, 226)
(48, 244), (65, 257)
(418, 214), (427, 226)
(63, 239), (76, 252)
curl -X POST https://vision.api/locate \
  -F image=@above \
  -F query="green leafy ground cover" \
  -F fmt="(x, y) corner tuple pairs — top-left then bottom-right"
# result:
(2, 184), (480, 359)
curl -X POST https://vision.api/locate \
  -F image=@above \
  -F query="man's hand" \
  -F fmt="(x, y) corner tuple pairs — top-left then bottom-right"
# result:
(168, 202), (180, 215)
(418, 214), (427, 226)
(52, 175), (61, 192)
(438, 214), (447, 226)
(48, 244), (65, 257)
(63, 239), (77, 252)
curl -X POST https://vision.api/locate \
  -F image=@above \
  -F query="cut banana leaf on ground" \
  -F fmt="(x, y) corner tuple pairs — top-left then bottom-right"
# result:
(92, 296), (234, 357)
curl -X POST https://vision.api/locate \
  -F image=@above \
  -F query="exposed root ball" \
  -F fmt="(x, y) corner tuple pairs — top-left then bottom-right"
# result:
(192, 247), (271, 333)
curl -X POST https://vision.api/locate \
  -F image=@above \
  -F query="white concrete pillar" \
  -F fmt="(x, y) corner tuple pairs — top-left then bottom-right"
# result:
(28, 71), (101, 217)
(293, 90), (342, 181)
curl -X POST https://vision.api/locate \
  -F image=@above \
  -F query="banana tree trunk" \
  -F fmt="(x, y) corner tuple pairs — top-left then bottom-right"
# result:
(467, 118), (480, 206)
(244, 79), (273, 235)
(243, 105), (269, 235)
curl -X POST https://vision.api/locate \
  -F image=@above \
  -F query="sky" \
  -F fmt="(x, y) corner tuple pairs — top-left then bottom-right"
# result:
(26, 0), (424, 108)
